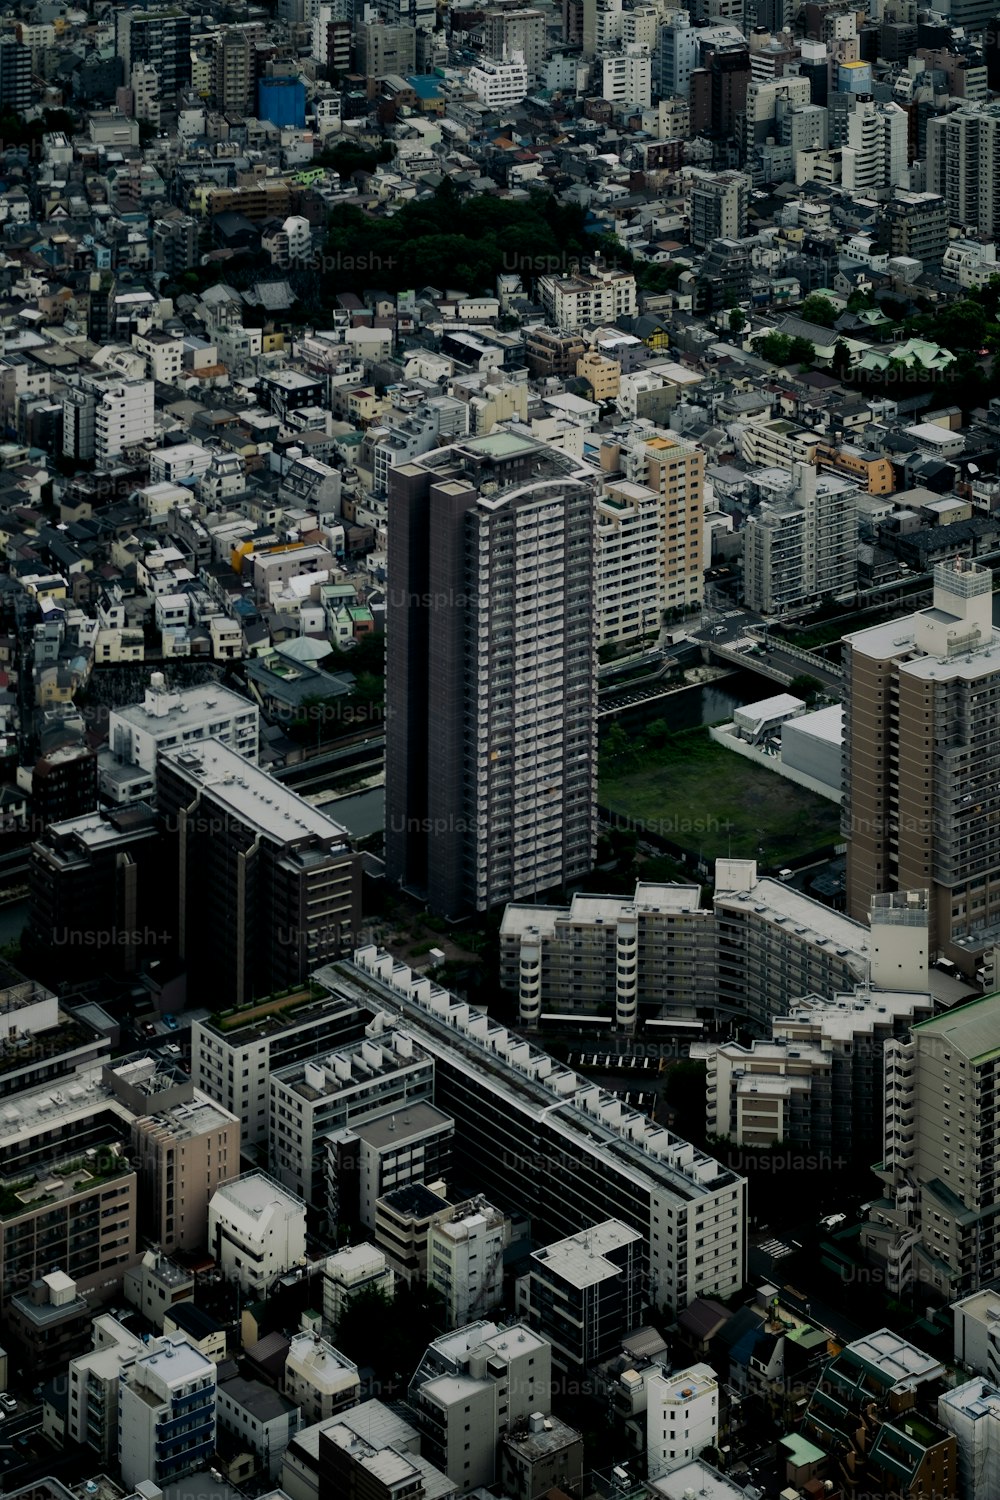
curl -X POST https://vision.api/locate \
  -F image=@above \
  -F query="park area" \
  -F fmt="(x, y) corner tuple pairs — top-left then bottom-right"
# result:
(599, 726), (842, 870)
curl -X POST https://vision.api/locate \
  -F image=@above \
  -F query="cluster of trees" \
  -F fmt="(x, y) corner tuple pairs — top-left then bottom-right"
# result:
(754, 331), (817, 367)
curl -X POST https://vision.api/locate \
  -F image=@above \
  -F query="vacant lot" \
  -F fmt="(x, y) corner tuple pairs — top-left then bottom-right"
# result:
(600, 728), (842, 868)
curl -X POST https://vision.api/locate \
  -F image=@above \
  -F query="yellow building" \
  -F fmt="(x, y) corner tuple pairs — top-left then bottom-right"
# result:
(577, 350), (621, 401)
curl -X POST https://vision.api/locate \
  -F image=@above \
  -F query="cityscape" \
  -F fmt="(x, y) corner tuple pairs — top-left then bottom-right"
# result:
(0, 0), (997, 1499)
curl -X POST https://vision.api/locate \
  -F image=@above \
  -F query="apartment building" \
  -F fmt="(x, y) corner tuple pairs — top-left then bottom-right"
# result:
(328, 1101), (454, 1231)
(157, 739), (360, 1005)
(741, 418), (821, 469)
(68, 1314), (145, 1463)
(217, 1375), (300, 1481)
(334, 953), (747, 1313)
(647, 1363), (719, 1478)
(208, 1171), (307, 1295)
(483, 9), (546, 80)
(270, 1028), (436, 1206)
(843, 559), (1000, 967)
(116, 7), (192, 97)
(815, 441), (894, 495)
(688, 169), (750, 250)
(322, 1242), (395, 1329)
(192, 988), (367, 1148)
(0, 976), (110, 1101)
(408, 1320), (552, 1491)
(356, 20), (416, 78)
(516, 1220), (644, 1374)
(375, 1181), (454, 1285)
(596, 481), (670, 647)
(939, 1379), (1000, 1500)
(213, 27), (254, 113)
(599, 427), (706, 614)
(429, 1197), (508, 1329)
(468, 54), (529, 107)
(284, 1331), (360, 1423)
(865, 991), (1000, 1298)
(105, 1053), (239, 1253)
(105, 677), (259, 801)
(384, 433), (597, 918)
(500, 882), (714, 1031)
(119, 1332), (217, 1488)
(743, 464), (858, 614)
(538, 265), (638, 331)
(315, 1402), (450, 1500)
(123, 1249), (195, 1329)
(927, 103), (1000, 238)
(881, 190), (948, 267)
(602, 45), (653, 108)
(0, 1073), (138, 1307)
(954, 1288), (1000, 1383)
(94, 379), (155, 465)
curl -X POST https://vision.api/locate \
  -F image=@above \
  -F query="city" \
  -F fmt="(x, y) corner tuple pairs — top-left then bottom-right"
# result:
(0, 0), (996, 1499)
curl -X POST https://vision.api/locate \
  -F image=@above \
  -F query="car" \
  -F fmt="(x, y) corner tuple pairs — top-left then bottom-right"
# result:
(143, 1023), (156, 1036)
(165, 1043), (182, 1057)
(0, 1395), (16, 1411)
(163, 1014), (179, 1031)
(820, 1213), (846, 1229)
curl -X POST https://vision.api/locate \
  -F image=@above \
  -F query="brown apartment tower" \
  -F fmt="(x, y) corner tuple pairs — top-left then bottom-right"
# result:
(843, 558), (1000, 975)
(385, 432), (598, 919)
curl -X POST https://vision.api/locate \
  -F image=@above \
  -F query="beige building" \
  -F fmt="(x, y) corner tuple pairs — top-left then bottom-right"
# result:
(599, 427), (705, 615)
(105, 1055), (239, 1254)
(578, 349), (621, 402)
(843, 559), (1000, 969)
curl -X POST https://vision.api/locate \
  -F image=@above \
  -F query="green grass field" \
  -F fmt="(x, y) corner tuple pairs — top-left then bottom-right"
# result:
(599, 729), (842, 867)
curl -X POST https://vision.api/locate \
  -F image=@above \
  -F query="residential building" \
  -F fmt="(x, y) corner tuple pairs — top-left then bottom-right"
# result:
(336, 952), (747, 1313)
(384, 434), (598, 919)
(375, 1181), (455, 1285)
(408, 1320), (552, 1491)
(116, 7), (193, 97)
(192, 988), (367, 1148)
(105, 1052), (239, 1253)
(356, 21), (417, 78)
(501, 1414), (584, 1500)
(94, 379), (155, 465)
(468, 55), (529, 108)
(157, 739), (360, 1006)
(118, 1332), (217, 1488)
(270, 1028), (436, 1207)
(743, 464), (858, 614)
(927, 103), (1000, 238)
(429, 1198), (508, 1328)
(208, 1171), (307, 1295)
(688, 170), (750, 250)
(123, 1250), (194, 1330)
(647, 1363), (719, 1478)
(881, 190), (948, 268)
(0, 37), (31, 111)
(322, 1243), (395, 1329)
(483, 10), (546, 81)
(217, 1375), (301, 1481)
(68, 1314), (144, 1463)
(954, 1288), (1000, 1383)
(600, 427), (706, 614)
(866, 992), (1000, 1298)
(595, 480), (662, 647)
(843, 559), (1000, 967)
(104, 677), (259, 800)
(841, 98), (908, 195)
(516, 1219), (644, 1374)
(315, 1401), (456, 1500)
(6, 1270), (94, 1380)
(283, 1331), (360, 1423)
(539, 265), (638, 331)
(602, 46), (653, 108)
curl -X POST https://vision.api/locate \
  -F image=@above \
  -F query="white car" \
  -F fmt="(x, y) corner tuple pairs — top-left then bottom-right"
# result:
(820, 1213), (846, 1229)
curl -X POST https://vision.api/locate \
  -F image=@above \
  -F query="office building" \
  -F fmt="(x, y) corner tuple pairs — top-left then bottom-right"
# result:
(217, 1375), (300, 1481)
(283, 1331), (360, 1423)
(866, 992), (1000, 1298)
(429, 1197), (508, 1329)
(208, 1171), (307, 1295)
(355, 21), (417, 79)
(322, 1243), (395, 1329)
(68, 1314), (145, 1463)
(408, 1320), (552, 1490)
(927, 104), (1000, 239)
(743, 464), (858, 614)
(115, 8), (192, 97)
(375, 1181), (454, 1285)
(687, 170), (750, 250)
(328, 1102), (454, 1231)
(384, 434), (598, 918)
(105, 1053), (239, 1254)
(483, 9), (547, 81)
(656, 11), (700, 97)
(0, 38), (31, 111)
(104, 677), (259, 802)
(333, 953), (747, 1313)
(192, 988), (367, 1147)
(270, 1028), (436, 1207)
(468, 55), (529, 108)
(602, 46), (653, 109)
(516, 1219), (644, 1374)
(843, 560), (1000, 967)
(118, 1332), (217, 1488)
(647, 1363), (719, 1478)
(158, 739), (360, 1006)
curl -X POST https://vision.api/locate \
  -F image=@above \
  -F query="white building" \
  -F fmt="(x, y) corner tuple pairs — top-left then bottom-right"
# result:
(841, 98), (908, 195)
(428, 1197), (508, 1329)
(539, 265), (638, 331)
(283, 1331), (360, 1423)
(322, 1243), (395, 1329)
(94, 379), (154, 464)
(217, 1375), (301, 1481)
(743, 463), (858, 614)
(938, 1380), (1000, 1500)
(954, 1289), (1000, 1384)
(118, 1332), (217, 1488)
(208, 1172), (307, 1295)
(468, 54), (528, 108)
(647, 1362), (719, 1478)
(595, 480), (662, 646)
(69, 1314), (144, 1462)
(602, 46), (652, 109)
(104, 675), (259, 798)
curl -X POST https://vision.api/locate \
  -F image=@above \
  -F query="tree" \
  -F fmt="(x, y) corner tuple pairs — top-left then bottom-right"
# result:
(788, 336), (815, 366)
(789, 674), (822, 702)
(832, 339), (852, 380)
(799, 294), (839, 328)
(602, 722), (637, 774)
(755, 332), (793, 364)
(730, 308), (746, 334)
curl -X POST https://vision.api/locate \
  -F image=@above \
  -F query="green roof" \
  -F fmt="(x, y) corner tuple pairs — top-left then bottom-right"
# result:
(781, 1434), (826, 1466)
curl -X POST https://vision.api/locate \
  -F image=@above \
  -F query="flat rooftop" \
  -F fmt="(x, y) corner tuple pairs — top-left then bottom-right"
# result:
(160, 738), (351, 846)
(347, 1101), (452, 1150)
(533, 1219), (642, 1289)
